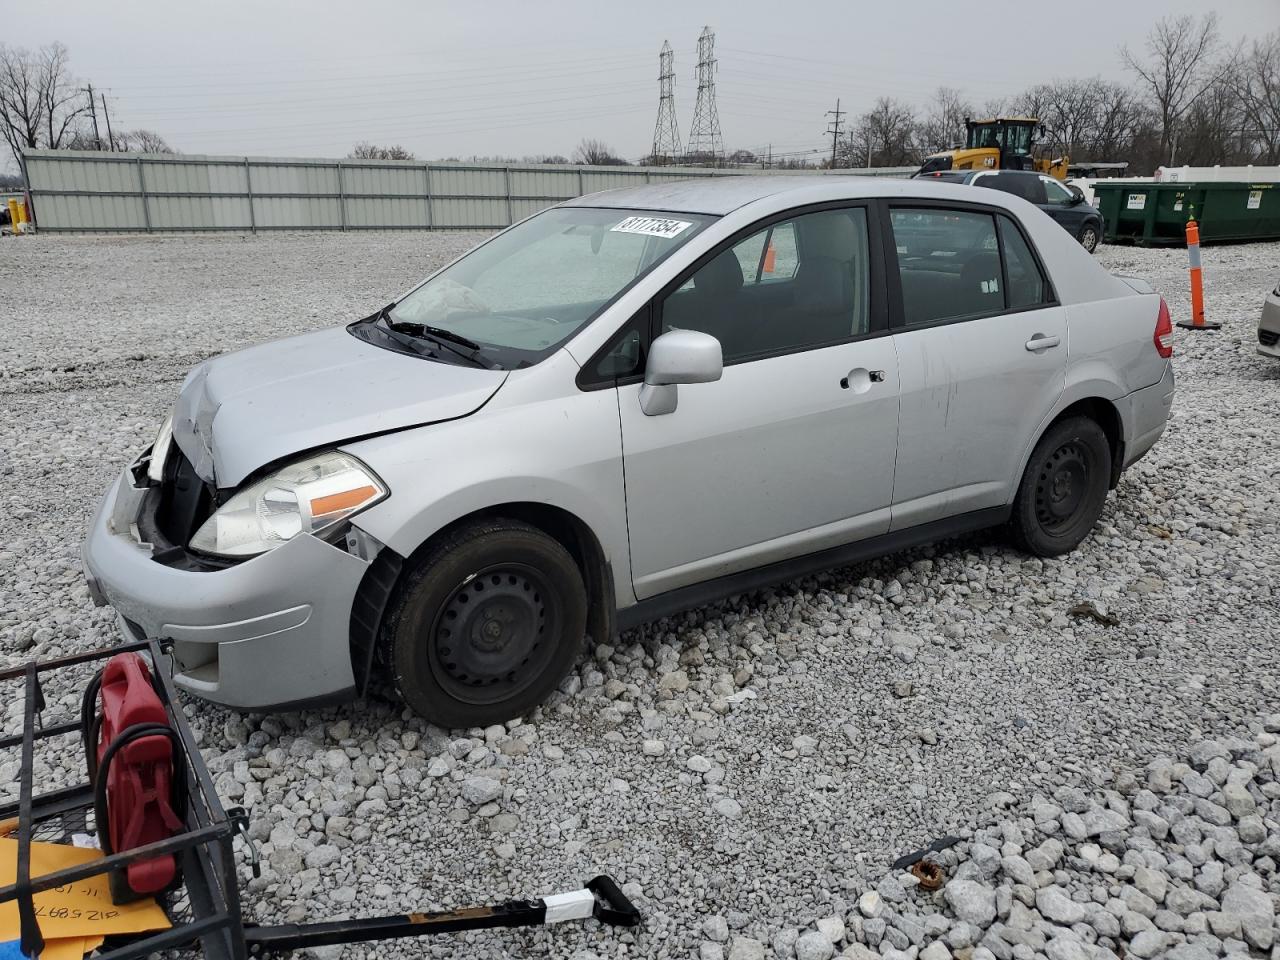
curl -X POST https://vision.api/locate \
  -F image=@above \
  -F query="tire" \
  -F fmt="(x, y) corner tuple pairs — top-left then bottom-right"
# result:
(383, 519), (587, 728)
(1010, 416), (1112, 557)
(1077, 221), (1100, 254)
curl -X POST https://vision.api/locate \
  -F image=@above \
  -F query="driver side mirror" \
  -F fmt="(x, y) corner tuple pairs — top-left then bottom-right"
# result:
(638, 329), (723, 416)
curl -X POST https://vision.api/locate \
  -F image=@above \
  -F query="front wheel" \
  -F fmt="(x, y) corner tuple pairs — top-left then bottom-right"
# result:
(1010, 416), (1112, 557)
(1077, 222), (1100, 253)
(383, 520), (587, 728)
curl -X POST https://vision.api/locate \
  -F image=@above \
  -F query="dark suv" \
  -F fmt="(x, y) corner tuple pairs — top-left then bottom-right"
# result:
(919, 169), (1104, 253)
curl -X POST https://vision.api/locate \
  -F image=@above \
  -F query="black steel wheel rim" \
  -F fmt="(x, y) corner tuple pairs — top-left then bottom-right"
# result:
(426, 563), (560, 705)
(1035, 440), (1092, 534)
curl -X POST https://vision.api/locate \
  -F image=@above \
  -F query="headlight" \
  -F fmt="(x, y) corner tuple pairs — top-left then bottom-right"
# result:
(147, 414), (174, 483)
(189, 451), (387, 558)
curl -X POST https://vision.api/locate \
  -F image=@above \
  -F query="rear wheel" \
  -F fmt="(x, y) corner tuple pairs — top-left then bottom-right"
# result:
(1077, 222), (1100, 253)
(383, 520), (587, 728)
(1010, 416), (1111, 557)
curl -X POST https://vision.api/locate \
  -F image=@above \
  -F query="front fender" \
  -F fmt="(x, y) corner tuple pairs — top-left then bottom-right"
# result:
(341, 385), (634, 608)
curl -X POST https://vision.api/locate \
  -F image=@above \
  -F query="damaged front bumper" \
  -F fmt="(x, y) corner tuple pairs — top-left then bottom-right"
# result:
(82, 462), (374, 711)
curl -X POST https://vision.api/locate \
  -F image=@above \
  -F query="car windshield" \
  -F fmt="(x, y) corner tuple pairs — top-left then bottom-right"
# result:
(384, 206), (713, 368)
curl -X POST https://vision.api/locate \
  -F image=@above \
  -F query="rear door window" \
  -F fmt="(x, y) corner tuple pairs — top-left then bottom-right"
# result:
(890, 208), (1002, 325)
(999, 216), (1050, 309)
(889, 206), (1053, 326)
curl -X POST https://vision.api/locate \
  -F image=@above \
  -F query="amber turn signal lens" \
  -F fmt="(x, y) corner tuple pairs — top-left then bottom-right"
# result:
(311, 485), (377, 517)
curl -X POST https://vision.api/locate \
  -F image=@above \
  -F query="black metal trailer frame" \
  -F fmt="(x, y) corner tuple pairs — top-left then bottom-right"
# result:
(1, 640), (639, 958)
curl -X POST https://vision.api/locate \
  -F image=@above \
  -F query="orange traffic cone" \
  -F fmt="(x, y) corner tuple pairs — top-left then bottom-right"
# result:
(1176, 212), (1220, 331)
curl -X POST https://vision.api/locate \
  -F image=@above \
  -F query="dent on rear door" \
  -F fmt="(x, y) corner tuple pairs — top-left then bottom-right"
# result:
(891, 306), (1068, 529)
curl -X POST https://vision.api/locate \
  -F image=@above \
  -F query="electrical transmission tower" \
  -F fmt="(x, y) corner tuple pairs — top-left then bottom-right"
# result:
(687, 26), (724, 164)
(651, 41), (682, 165)
(826, 98), (846, 168)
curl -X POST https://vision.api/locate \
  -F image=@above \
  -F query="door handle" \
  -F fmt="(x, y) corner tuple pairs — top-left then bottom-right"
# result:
(840, 369), (885, 390)
(1025, 334), (1061, 352)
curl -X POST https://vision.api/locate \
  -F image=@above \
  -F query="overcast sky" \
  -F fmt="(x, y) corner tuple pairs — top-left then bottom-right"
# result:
(8, 0), (1279, 166)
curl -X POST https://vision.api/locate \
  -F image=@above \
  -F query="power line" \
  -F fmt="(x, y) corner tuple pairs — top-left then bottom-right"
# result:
(651, 40), (682, 164)
(98, 40), (697, 81)
(109, 52), (676, 97)
(133, 90), (655, 138)
(687, 26), (724, 163)
(125, 79), (647, 120)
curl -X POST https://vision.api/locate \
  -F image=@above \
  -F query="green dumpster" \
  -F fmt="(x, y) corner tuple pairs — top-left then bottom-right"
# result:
(1091, 180), (1280, 245)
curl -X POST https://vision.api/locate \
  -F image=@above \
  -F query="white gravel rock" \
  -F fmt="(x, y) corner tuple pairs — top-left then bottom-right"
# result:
(460, 776), (502, 805)
(727, 936), (766, 960)
(703, 915), (730, 942)
(944, 879), (996, 926)
(794, 930), (834, 960)
(5, 235), (1280, 958)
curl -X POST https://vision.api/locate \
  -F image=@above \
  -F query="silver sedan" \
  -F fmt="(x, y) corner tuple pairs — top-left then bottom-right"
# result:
(84, 176), (1176, 727)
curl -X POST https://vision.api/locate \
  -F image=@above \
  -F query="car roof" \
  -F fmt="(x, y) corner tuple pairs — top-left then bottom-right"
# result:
(561, 174), (951, 216)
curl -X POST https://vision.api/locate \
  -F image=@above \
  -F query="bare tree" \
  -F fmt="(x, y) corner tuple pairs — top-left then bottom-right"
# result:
(0, 42), (91, 170)
(918, 87), (973, 155)
(846, 97), (919, 167)
(119, 129), (175, 153)
(0, 44), (46, 168)
(1086, 82), (1150, 159)
(572, 138), (627, 165)
(1237, 30), (1280, 164)
(1121, 14), (1235, 164)
(348, 141), (415, 160)
(1038, 79), (1105, 158)
(38, 43), (85, 151)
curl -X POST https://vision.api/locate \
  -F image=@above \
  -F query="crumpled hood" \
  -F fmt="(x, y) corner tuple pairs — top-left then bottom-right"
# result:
(172, 326), (507, 488)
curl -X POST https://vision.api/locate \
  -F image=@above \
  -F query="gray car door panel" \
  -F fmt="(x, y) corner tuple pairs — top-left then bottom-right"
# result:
(885, 204), (1067, 529)
(619, 205), (900, 600)
(618, 339), (900, 598)
(890, 307), (1067, 527)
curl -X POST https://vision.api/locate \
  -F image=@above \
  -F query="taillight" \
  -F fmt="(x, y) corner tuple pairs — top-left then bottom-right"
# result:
(1154, 297), (1174, 358)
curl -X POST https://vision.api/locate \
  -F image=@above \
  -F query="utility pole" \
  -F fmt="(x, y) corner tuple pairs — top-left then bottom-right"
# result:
(826, 99), (846, 169)
(100, 92), (115, 151)
(84, 84), (102, 149)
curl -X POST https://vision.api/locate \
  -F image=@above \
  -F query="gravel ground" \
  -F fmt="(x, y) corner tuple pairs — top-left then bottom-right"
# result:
(1, 230), (1278, 960)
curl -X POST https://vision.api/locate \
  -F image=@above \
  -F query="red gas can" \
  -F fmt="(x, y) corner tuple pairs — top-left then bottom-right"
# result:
(94, 652), (184, 902)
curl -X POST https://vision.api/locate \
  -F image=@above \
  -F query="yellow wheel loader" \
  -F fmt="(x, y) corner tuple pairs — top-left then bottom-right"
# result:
(916, 117), (1069, 180)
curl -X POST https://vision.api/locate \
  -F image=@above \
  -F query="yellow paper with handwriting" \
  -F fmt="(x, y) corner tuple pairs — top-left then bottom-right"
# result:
(0, 838), (171, 941)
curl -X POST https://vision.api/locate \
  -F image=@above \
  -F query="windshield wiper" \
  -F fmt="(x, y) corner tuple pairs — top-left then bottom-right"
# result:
(376, 305), (497, 369)
(408, 323), (484, 353)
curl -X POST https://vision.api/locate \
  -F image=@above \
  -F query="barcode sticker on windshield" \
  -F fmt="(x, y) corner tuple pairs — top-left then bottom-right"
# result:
(611, 216), (693, 239)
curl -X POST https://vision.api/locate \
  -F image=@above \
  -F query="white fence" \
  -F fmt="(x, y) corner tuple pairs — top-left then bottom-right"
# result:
(22, 149), (915, 234)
